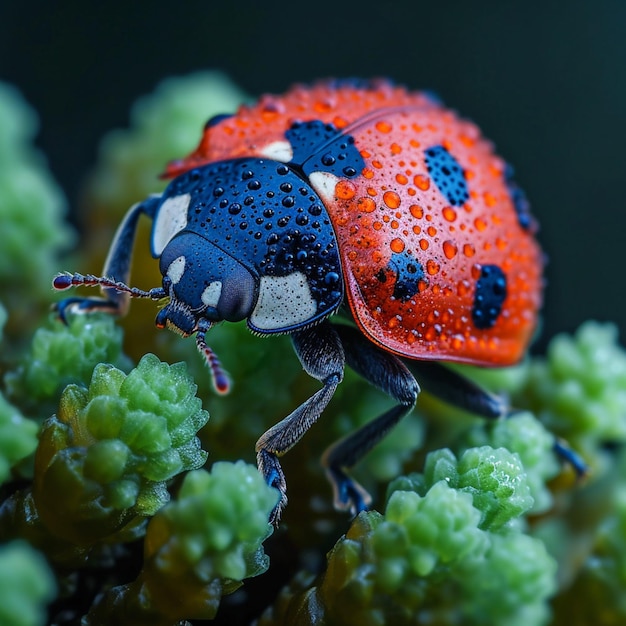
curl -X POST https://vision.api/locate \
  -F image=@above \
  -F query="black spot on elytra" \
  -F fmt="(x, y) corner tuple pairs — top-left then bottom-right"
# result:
(285, 120), (365, 179)
(424, 145), (469, 206)
(504, 164), (537, 232)
(386, 251), (425, 301)
(204, 113), (233, 129)
(321, 77), (395, 91)
(472, 264), (507, 329)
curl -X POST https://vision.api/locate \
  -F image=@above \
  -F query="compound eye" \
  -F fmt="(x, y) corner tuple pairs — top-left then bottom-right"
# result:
(217, 265), (257, 322)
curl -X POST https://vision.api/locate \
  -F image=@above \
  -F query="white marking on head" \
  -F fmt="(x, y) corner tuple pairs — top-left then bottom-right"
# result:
(308, 171), (341, 203)
(249, 272), (317, 331)
(260, 141), (293, 162)
(201, 281), (223, 308)
(152, 193), (191, 256)
(166, 255), (186, 284)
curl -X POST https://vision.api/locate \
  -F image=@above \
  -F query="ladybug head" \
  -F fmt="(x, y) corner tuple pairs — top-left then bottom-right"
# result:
(156, 231), (257, 335)
(152, 231), (259, 394)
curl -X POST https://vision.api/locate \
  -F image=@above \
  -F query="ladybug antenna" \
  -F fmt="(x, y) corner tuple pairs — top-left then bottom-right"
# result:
(53, 272), (166, 300)
(196, 320), (230, 395)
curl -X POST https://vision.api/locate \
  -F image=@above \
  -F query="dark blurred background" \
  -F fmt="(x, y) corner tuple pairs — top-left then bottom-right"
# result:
(1, 0), (624, 348)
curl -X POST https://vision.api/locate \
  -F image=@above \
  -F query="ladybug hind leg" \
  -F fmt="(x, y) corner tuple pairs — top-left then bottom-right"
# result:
(408, 362), (588, 477)
(323, 324), (420, 515)
(406, 360), (508, 420)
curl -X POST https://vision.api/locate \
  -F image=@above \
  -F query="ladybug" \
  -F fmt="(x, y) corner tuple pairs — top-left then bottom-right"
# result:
(54, 79), (544, 523)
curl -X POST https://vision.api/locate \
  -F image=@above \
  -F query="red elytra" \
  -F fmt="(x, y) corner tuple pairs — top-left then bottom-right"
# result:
(165, 80), (542, 367)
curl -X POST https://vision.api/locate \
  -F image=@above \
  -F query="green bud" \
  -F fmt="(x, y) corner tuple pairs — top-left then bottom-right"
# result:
(0, 541), (56, 626)
(136, 462), (278, 621)
(0, 391), (38, 485)
(516, 322), (626, 465)
(457, 446), (534, 531)
(84, 440), (130, 483)
(5, 315), (131, 409)
(32, 354), (209, 544)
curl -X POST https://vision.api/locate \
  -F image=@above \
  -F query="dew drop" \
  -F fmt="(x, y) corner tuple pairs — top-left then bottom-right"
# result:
(358, 197), (376, 213)
(410, 204), (424, 219)
(442, 206), (457, 222)
(390, 238), (405, 253)
(474, 217), (488, 231)
(383, 191), (401, 209)
(443, 240), (458, 259)
(335, 180), (356, 200)
(414, 174), (430, 190)
(427, 260), (440, 275)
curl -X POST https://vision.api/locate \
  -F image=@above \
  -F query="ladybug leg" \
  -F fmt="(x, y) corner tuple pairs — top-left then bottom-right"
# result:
(409, 363), (588, 476)
(324, 324), (420, 515)
(54, 195), (161, 322)
(552, 439), (588, 478)
(405, 361), (508, 419)
(256, 321), (345, 525)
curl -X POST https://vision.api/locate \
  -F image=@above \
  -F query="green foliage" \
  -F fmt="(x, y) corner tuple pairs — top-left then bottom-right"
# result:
(461, 412), (560, 514)
(0, 351), (211, 591)
(5, 313), (132, 412)
(0, 82), (73, 315)
(259, 448), (555, 626)
(388, 446), (534, 532)
(0, 302), (7, 342)
(0, 542), (56, 626)
(148, 462), (277, 582)
(84, 463), (277, 625)
(593, 469), (626, 613)
(514, 321), (626, 465)
(0, 392), (38, 485)
(35, 353), (209, 536)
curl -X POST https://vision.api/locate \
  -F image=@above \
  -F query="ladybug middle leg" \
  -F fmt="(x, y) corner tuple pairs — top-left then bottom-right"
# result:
(323, 324), (420, 515)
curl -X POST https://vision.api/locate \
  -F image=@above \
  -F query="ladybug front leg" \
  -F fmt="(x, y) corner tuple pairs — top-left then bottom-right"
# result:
(324, 324), (420, 515)
(55, 195), (161, 321)
(256, 321), (345, 525)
